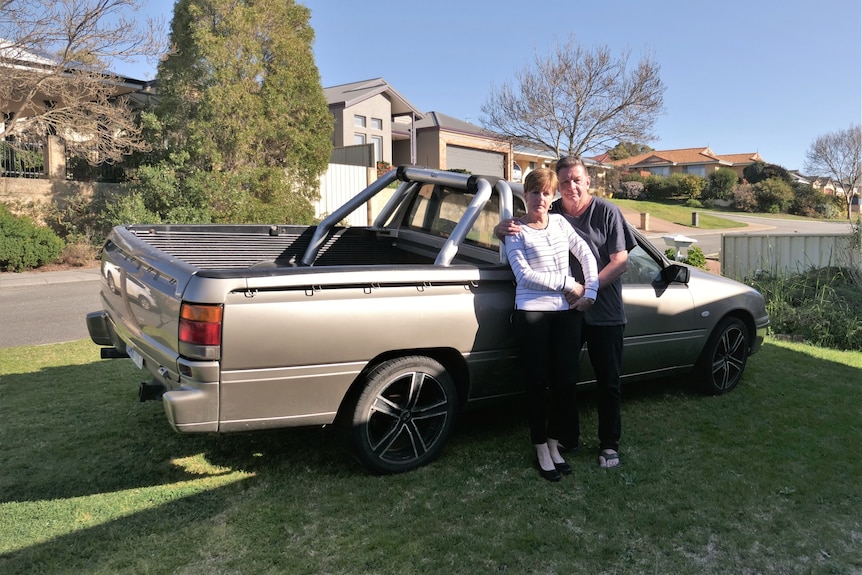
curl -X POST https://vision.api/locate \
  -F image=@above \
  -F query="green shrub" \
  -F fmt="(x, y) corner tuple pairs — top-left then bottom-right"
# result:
(665, 245), (708, 269)
(0, 204), (65, 271)
(733, 183), (758, 212)
(755, 177), (794, 213)
(644, 174), (673, 200)
(684, 246), (708, 269)
(749, 267), (862, 351)
(669, 173), (707, 200)
(704, 167), (738, 201)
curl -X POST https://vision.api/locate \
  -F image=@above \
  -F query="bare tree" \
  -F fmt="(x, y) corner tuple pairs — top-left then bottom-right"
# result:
(805, 124), (862, 220)
(481, 35), (665, 159)
(0, 0), (166, 163)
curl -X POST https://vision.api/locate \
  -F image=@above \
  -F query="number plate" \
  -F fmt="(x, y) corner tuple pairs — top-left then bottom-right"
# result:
(127, 346), (144, 370)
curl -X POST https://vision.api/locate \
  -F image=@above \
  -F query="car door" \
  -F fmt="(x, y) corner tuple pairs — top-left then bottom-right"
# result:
(618, 234), (701, 380)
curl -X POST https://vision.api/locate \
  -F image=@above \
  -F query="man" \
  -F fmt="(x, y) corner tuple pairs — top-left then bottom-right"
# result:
(497, 156), (637, 468)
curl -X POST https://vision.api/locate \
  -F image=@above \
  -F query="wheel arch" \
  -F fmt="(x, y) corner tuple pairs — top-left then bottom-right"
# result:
(719, 308), (758, 354)
(335, 347), (470, 424)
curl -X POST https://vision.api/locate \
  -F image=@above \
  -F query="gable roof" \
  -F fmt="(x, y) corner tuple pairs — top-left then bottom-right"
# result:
(609, 146), (763, 169)
(324, 77), (424, 119)
(610, 147), (724, 167)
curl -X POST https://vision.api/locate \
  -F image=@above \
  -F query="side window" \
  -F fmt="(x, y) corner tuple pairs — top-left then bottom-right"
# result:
(622, 244), (663, 285)
(405, 185), (518, 250)
(406, 185), (464, 237)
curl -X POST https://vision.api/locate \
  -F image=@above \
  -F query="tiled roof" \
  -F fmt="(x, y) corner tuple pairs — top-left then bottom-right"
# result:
(609, 147), (762, 168)
(609, 147), (721, 167)
(716, 152), (763, 164)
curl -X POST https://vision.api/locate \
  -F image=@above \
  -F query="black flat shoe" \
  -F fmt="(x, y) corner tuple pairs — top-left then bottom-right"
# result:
(538, 467), (562, 482)
(554, 460), (572, 475)
(536, 461), (562, 482)
(558, 443), (579, 454)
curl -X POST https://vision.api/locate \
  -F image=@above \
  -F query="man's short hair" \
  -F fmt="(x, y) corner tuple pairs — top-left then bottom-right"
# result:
(555, 155), (586, 174)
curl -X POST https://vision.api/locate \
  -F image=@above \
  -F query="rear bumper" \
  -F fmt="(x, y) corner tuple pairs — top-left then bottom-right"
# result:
(88, 309), (221, 433)
(163, 383), (220, 433)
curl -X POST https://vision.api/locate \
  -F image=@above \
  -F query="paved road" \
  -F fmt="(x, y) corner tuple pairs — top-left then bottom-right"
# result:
(0, 268), (101, 348)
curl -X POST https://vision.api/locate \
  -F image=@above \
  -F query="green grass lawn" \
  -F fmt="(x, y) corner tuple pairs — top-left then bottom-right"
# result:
(610, 198), (743, 229)
(1, 339), (860, 574)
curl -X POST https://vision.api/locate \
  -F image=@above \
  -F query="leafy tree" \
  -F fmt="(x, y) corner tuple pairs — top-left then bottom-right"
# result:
(704, 167), (738, 201)
(804, 124), (862, 220)
(607, 141), (654, 160)
(755, 177), (794, 213)
(481, 35), (665, 159)
(0, 0), (163, 163)
(743, 161), (792, 185)
(152, 0), (333, 223)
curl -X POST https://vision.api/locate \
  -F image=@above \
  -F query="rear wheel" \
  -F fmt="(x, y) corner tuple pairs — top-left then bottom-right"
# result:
(345, 356), (457, 474)
(697, 317), (749, 395)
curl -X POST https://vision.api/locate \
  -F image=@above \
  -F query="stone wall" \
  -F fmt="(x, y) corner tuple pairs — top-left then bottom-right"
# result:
(0, 177), (120, 213)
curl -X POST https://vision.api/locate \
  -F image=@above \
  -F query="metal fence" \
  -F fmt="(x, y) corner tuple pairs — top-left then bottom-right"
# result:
(0, 136), (127, 182)
(0, 139), (44, 178)
(721, 233), (861, 280)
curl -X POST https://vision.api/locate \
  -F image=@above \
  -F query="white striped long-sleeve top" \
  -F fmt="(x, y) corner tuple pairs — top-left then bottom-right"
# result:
(504, 214), (599, 311)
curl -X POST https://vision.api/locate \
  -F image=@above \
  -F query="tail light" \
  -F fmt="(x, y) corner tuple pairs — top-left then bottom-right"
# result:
(179, 303), (223, 347)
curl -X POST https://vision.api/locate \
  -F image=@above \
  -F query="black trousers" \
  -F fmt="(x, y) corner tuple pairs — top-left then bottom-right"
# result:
(513, 308), (583, 446)
(579, 323), (625, 452)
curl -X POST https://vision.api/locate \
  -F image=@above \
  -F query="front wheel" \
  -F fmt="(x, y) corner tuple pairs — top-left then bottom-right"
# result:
(345, 356), (457, 474)
(696, 317), (750, 395)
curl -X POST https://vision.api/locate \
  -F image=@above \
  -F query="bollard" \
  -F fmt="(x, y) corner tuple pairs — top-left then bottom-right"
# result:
(691, 211), (699, 227)
(640, 212), (650, 231)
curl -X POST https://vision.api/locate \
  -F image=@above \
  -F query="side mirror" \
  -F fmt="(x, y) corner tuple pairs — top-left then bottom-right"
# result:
(661, 263), (690, 284)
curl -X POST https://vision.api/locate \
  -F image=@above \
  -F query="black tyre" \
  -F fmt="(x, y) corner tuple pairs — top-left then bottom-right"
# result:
(696, 316), (749, 395)
(106, 271), (118, 294)
(345, 356), (457, 474)
(138, 295), (151, 310)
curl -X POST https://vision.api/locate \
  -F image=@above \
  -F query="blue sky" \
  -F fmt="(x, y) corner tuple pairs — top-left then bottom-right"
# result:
(125, 0), (861, 172)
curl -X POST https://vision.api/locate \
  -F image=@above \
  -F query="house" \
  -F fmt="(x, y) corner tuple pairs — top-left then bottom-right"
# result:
(404, 111), (513, 178)
(608, 147), (764, 180)
(324, 78), (424, 168)
(326, 77), (584, 182)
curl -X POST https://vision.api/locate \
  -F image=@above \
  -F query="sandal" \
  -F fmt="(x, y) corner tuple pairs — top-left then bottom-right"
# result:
(598, 449), (620, 468)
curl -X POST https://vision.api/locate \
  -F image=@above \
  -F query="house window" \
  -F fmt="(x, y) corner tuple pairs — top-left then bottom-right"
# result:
(354, 133), (366, 145)
(371, 136), (383, 162)
(354, 115), (366, 128)
(371, 117), (383, 130)
(683, 165), (706, 177)
(647, 166), (670, 177)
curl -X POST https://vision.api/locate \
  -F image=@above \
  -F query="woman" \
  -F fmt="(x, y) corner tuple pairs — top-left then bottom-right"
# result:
(505, 168), (598, 481)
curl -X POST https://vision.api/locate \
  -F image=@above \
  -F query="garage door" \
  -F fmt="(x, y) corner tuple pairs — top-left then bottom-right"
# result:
(446, 145), (504, 178)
